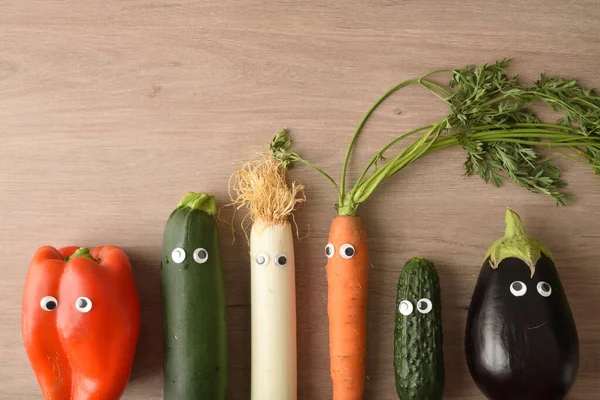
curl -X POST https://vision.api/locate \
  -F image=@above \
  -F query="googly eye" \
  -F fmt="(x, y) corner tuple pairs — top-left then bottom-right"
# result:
(255, 253), (268, 266)
(325, 243), (334, 259)
(339, 244), (355, 259)
(274, 253), (288, 267)
(416, 298), (433, 314)
(40, 296), (58, 311)
(537, 281), (552, 297)
(398, 300), (413, 316)
(193, 248), (209, 264)
(510, 281), (527, 297)
(171, 248), (186, 264)
(75, 297), (92, 313)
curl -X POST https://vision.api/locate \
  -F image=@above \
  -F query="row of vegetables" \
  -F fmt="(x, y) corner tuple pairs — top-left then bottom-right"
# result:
(21, 59), (599, 399)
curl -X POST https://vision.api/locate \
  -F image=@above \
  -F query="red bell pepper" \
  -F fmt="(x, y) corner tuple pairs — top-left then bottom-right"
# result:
(22, 245), (140, 400)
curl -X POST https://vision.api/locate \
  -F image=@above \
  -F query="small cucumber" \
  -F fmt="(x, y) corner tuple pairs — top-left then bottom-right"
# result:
(394, 257), (444, 400)
(161, 193), (228, 399)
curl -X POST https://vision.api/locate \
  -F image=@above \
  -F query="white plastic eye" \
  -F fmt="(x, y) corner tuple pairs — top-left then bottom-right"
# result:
(274, 253), (288, 267)
(75, 297), (92, 313)
(399, 300), (413, 316)
(416, 298), (433, 314)
(40, 296), (58, 311)
(171, 248), (186, 264)
(255, 253), (268, 266)
(325, 243), (334, 259)
(193, 248), (209, 264)
(339, 244), (355, 259)
(510, 281), (527, 297)
(537, 281), (552, 297)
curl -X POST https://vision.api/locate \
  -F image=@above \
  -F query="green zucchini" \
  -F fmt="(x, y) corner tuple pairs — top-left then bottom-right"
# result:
(394, 257), (444, 400)
(161, 192), (227, 399)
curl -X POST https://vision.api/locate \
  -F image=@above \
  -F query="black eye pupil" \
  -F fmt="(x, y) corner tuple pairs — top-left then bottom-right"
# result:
(513, 282), (523, 291)
(325, 246), (332, 256)
(345, 247), (354, 256)
(78, 299), (88, 308)
(278, 256), (287, 265)
(542, 283), (550, 292)
(199, 250), (207, 259)
(47, 301), (56, 310)
(418, 302), (427, 310)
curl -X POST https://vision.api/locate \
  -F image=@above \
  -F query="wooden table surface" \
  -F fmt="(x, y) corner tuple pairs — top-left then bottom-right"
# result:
(2, 1), (600, 399)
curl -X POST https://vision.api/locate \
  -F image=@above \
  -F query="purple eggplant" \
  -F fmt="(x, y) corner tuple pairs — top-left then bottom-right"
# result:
(465, 209), (579, 400)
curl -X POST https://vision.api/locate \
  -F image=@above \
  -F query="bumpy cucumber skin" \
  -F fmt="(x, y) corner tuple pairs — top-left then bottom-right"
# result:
(394, 258), (444, 400)
(161, 207), (228, 400)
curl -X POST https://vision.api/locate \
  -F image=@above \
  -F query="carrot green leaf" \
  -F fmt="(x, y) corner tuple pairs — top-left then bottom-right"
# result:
(271, 60), (600, 216)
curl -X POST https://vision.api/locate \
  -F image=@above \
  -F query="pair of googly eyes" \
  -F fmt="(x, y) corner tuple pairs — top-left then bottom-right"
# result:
(171, 248), (209, 264)
(40, 296), (92, 313)
(509, 281), (552, 297)
(398, 298), (433, 316)
(325, 243), (355, 259)
(255, 253), (288, 267)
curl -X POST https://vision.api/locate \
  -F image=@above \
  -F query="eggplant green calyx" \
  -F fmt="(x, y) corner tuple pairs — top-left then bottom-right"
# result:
(485, 208), (553, 277)
(66, 247), (98, 262)
(178, 192), (217, 215)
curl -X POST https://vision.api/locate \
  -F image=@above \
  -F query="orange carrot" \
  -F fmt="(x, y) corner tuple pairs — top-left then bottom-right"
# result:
(327, 216), (369, 400)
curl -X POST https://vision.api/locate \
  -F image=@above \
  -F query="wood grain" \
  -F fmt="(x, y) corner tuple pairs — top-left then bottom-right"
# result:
(1, 0), (599, 398)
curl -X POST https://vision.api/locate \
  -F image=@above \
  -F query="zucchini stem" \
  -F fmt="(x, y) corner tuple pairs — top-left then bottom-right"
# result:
(178, 192), (217, 215)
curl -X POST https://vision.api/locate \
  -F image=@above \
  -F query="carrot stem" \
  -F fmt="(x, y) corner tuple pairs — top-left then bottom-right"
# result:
(339, 78), (420, 208)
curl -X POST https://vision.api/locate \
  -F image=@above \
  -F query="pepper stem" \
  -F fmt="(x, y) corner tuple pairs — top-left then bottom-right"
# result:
(66, 247), (97, 262)
(485, 208), (553, 277)
(178, 192), (217, 215)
